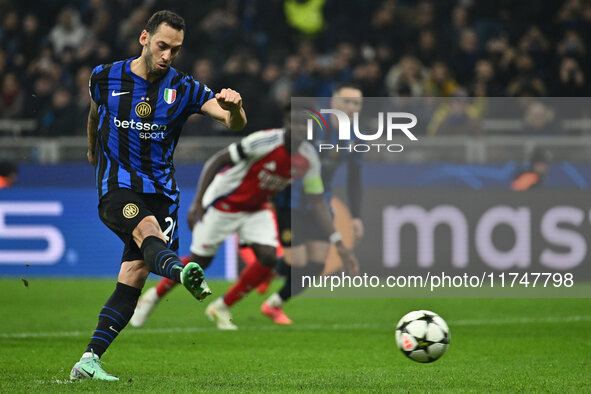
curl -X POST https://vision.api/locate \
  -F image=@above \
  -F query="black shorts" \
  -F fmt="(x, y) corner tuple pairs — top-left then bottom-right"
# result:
(98, 188), (179, 263)
(275, 208), (328, 247)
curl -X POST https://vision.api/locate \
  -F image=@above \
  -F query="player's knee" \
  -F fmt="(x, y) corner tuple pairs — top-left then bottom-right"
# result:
(134, 267), (150, 283)
(133, 217), (164, 244)
(119, 260), (150, 287)
(256, 250), (278, 268)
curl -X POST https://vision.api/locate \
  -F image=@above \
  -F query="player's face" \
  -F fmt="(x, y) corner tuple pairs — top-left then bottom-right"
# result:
(330, 87), (363, 119)
(141, 23), (183, 78)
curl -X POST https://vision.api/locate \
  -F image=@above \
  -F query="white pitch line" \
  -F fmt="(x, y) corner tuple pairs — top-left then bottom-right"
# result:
(31, 379), (72, 385)
(0, 323), (377, 339)
(1, 315), (590, 339)
(451, 315), (591, 326)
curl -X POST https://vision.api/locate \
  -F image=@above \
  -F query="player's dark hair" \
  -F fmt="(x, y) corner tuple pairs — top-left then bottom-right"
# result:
(333, 81), (363, 95)
(145, 10), (185, 34)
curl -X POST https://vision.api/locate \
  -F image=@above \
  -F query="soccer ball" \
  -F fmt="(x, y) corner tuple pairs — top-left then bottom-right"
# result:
(395, 310), (450, 363)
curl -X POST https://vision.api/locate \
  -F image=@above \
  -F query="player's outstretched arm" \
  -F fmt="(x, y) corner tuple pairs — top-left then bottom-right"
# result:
(308, 193), (360, 275)
(187, 147), (234, 229)
(201, 88), (247, 131)
(87, 100), (100, 166)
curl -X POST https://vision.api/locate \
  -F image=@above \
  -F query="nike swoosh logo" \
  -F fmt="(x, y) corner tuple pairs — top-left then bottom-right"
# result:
(80, 367), (95, 378)
(111, 91), (130, 96)
(161, 257), (173, 270)
(109, 326), (119, 334)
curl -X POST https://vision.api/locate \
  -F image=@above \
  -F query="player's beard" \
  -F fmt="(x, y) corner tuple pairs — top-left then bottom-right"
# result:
(144, 45), (169, 79)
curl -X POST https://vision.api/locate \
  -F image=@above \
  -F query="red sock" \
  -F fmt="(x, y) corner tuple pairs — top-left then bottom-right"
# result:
(155, 277), (176, 297)
(256, 269), (274, 295)
(239, 246), (257, 266)
(155, 256), (191, 297)
(224, 261), (272, 306)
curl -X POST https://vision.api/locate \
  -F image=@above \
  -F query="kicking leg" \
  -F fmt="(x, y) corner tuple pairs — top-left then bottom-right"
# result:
(130, 255), (193, 328)
(136, 217), (210, 301)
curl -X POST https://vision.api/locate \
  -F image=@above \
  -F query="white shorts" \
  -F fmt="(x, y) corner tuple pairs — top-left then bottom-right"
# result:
(190, 207), (277, 257)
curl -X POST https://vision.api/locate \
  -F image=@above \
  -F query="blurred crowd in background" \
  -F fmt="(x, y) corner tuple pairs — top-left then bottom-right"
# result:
(0, 0), (590, 136)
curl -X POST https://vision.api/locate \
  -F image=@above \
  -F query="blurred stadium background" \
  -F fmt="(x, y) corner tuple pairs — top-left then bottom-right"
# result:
(1, 0), (591, 278)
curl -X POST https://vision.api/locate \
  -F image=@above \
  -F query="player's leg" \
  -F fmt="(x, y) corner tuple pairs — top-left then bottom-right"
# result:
(281, 207), (330, 302)
(207, 209), (277, 329)
(222, 209), (278, 306)
(131, 193), (226, 327)
(130, 254), (193, 328)
(251, 206), (283, 294)
(93, 190), (186, 285)
(131, 255), (210, 328)
(155, 255), (191, 296)
(131, 215), (184, 280)
(137, 193), (211, 301)
(70, 191), (204, 380)
(225, 243), (276, 303)
(167, 206), (237, 330)
(71, 191), (150, 381)
(143, 249), (208, 307)
(291, 240), (329, 298)
(261, 205), (295, 323)
(261, 245), (298, 324)
(132, 230), (220, 328)
(131, 205), (228, 328)
(71, 234), (149, 381)
(71, 252), (155, 381)
(238, 244), (275, 294)
(151, 253), (195, 299)
(206, 243), (276, 330)
(263, 237), (328, 324)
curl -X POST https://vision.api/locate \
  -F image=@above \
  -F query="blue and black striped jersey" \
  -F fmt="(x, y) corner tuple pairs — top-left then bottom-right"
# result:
(89, 57), (214, 203)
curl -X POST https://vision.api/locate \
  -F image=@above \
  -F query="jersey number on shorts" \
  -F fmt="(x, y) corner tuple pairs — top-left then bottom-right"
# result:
(162, 217), (176, 243)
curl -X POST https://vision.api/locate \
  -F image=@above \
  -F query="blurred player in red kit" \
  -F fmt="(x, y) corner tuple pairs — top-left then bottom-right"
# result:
(131, 108), (358, 329)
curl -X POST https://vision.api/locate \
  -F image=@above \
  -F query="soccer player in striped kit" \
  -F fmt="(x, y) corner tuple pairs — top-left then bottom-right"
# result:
(70, 10), (246, 381)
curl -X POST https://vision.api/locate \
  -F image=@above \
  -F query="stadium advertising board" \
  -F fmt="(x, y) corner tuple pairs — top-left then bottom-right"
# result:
(373, 190), (591, 275)
(0, 188), (235, 278)
(309, 189), (591, 297)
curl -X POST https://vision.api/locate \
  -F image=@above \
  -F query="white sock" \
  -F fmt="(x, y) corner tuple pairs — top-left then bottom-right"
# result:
(146, 286), (159, 300)
(176, 266), (184, 284)
(82, 352), (96, 359)
(214, 297), (229, 309)
(267, 293), (283, 308)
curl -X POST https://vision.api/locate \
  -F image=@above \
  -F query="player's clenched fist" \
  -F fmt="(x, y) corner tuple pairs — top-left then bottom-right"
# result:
(215, 88), (242, 112)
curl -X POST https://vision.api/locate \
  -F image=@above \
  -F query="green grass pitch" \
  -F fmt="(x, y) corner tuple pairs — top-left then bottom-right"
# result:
(1, 278), (590, 392)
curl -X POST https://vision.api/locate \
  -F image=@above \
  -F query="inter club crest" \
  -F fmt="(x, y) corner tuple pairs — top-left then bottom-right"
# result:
(164, 88), (177, 104)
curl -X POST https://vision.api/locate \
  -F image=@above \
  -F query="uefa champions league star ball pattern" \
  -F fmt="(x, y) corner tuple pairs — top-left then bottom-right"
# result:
(396, 310), (450, 363)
